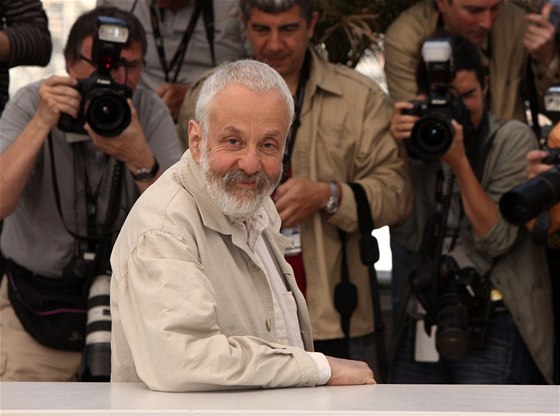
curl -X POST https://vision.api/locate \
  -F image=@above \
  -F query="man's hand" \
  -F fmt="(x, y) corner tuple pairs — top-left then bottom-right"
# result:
(390, 100), (420, 142)
(527, 149), (554, 179)
(85, 99), (154, 174)
(274, 178), (331, 228)
(524, 2), (557, 66)
(325, 356), (376, 385)
(37, 75), (81, 131)
(154, 82), (190, 121)
(441, 119), (468, 170)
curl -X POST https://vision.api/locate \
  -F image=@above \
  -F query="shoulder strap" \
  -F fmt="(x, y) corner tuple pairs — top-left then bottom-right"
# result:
(201, 0), (216, 66)
(347, 182), (388, 382)
(474, 117), (506, 183)
(525, 58), (542, 140)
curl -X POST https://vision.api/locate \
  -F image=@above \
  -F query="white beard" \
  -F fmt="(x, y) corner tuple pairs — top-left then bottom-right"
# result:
(199, 143), (281, 220)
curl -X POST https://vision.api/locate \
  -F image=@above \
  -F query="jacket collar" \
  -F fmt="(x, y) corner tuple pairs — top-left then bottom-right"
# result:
(176, 150), (290, 250)
(304, 46), (344, 100)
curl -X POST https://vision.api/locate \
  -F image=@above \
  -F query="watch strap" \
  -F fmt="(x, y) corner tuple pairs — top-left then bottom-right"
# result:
(132, 157), (159, 182)
(323, 181), (339, 214)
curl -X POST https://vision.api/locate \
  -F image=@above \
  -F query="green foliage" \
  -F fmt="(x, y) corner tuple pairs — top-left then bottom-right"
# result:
(314, 0), (424, 67)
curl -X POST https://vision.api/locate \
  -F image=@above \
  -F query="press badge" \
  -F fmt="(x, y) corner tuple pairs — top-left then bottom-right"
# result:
(281, 225), (302, 256)
(414, 319), (439, 362)
(413, 302), (439, 362)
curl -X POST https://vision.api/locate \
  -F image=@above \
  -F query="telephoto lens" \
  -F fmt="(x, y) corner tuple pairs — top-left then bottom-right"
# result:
(80, 273), (111, 381)
(500, 165), (560, 225)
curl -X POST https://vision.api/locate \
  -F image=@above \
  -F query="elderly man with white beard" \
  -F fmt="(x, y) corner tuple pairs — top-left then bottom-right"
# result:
(109, 59), (375, 392)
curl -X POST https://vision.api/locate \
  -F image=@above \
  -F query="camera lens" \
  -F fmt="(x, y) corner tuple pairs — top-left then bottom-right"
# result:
(81, 273), (111, 381)
(436, 291), (470, 361)
(86, 89), (131, 137)
(500, 166), (560, 224)
(409, 116), (454, 160)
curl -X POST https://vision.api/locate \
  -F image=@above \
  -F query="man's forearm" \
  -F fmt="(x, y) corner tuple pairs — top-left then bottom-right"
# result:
(0, 116), (50, 218)
(0, 32), (10, 63)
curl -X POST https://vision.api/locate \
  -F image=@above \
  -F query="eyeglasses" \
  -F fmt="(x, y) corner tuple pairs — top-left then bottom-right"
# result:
(79, 54), (144, 72)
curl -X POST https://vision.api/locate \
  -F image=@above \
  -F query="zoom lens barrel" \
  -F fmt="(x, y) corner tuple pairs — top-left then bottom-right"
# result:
(500, 166), (560, 225)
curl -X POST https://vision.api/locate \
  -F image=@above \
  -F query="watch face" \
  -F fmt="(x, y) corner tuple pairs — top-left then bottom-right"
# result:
(132, 158), (159, 182)
(325, 196), (338, 214)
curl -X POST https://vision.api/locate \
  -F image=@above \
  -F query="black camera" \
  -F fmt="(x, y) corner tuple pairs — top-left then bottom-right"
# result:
(58, 16), (132, 137)
(499, 148), (560, 225)
(410, 256), (493, 361)
(403, 38), (471, 161)
(499, 85), (560, 225)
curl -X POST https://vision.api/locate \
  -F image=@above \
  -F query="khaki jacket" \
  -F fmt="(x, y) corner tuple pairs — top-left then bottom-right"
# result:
(392, 115), (554, 383)
(384, 0), (560, 121)
(179, 50), (409, 340)
(110, 151), (322, 391)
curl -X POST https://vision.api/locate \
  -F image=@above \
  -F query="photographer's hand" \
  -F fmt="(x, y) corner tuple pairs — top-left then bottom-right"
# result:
(524, 2), (556, 66)
(390, 101), (420, 142)
(37, 75), (81, 131)
(527, 149), (553, 178)
(441, 119), (467, 168)
(85, 99), (160, 192)
(154, 82), (190, 121)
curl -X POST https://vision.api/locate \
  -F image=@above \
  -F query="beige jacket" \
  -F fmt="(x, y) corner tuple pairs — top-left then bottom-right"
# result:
(110, 151), (322, 391)
(384, 0), (560, 121)
(180, 49), (409, 340)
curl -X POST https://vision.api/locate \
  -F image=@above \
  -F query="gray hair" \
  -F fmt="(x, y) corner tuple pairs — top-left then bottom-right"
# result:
(195, 59), (294, 135)
(239, 0), (315, 23)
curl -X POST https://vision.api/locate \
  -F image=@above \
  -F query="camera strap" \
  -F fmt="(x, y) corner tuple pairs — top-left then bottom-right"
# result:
(414, 167), (455, 324)
(525, 58), (542, 140)
(47, 134), (124, 255)
(280, 51), (311, 184)
(150, 0), (215, 84)
(335, 183), (388, 383)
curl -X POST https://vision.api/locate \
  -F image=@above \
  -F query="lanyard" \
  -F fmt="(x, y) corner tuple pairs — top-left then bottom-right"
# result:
(280, 51), (311, 184)
(47, 135), (121, 246)
(149, 0), (214, 83)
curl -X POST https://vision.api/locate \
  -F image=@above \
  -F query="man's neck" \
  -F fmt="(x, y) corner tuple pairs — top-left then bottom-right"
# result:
(284, 72), (301, 96)
(160, 0), (188, 14)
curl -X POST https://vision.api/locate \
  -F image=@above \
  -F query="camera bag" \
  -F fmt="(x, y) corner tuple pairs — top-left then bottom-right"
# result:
(6, 260), (87, 351)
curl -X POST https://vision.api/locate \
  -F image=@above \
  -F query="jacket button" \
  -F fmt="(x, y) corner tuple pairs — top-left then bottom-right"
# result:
(248, 260), (260, 272)
(266, 319), (273, 331)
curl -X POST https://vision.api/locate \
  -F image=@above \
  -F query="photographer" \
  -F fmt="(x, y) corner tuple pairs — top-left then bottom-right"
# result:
(385, 0), (560, 124)
(389, 36), (554, 384)
(0, 7), (181, 381)
(527, 125), (560, 384)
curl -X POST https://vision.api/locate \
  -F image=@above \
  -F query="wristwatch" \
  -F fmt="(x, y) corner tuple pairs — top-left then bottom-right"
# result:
(131, 157), (159, 182)
(323, 181), (339, 214)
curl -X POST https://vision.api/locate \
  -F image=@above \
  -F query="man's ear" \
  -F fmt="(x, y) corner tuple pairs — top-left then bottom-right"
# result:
(308, 11), (319, 39)
(435, 0), (447, 13)
(188, 120), (203, 163)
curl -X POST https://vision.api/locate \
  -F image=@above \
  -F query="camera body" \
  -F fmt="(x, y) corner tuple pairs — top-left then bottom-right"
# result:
(410, 256), (493, 361)
(58, 16), (132, 137)
(403, 37), (471, 161)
